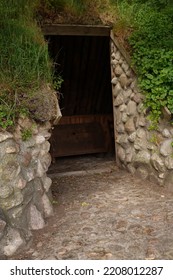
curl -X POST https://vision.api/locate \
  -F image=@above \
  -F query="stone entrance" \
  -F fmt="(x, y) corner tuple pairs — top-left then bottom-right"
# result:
(110, 32), (173, 190)
(1, 24), (173, 258)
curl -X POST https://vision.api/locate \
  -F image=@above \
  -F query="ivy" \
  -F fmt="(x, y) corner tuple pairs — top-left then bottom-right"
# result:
(129, 5), (173, 125)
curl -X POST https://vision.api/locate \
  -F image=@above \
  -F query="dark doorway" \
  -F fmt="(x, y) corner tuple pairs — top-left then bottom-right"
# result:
(45, 30), (114, 158)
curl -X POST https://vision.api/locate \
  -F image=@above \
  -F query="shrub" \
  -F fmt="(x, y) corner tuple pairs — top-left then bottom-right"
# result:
(129, 4), (173, 125)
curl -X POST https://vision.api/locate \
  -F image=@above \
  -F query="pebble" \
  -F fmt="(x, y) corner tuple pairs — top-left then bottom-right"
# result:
(9, 157), (173, 260)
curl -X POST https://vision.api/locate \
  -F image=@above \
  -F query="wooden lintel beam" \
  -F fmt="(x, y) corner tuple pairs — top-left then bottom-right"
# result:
(42, 24), (111, 36)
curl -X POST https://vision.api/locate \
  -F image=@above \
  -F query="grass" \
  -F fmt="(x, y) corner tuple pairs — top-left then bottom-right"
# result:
(0, 0), (118, 130)
(37, 0), (116, 24)
(0, 21), (51, 90)
(0, 0), (141, 129)
(1, 0), (171, 129)
(0, 0), (53, 129)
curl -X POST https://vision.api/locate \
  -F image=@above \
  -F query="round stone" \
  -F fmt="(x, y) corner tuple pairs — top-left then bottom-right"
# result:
(160, 139), (173, 157)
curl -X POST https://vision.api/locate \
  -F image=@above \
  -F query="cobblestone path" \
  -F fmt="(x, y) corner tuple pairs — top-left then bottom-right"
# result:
(11, 156), (173, 260)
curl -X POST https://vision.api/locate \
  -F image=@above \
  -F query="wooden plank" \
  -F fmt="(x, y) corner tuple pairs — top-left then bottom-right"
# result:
(110, 31), (133, 70)
(85, 37), (98, 114)
(50, 122), (106, 157)
(73, 36), (81, 114)
(57, 114), (112, 125)
(46, 35), (113, 116)
(42, 24), (111, 37)
(50, 114), (114, 157)
(94, 38), (107, 114)
(66, 36), (78, 115)
(74, 36), (90, 114)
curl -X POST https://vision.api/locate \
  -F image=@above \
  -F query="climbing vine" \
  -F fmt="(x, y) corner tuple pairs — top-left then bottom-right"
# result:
(129, 3), (173, 126)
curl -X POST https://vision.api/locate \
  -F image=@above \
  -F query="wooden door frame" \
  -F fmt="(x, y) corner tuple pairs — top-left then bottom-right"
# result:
(43, 24), (117, 161)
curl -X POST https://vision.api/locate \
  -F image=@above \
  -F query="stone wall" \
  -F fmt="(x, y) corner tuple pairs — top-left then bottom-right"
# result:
(0, 117), (54, 258)
(111, 34), (173, 191)
(1, 33), (173, 258)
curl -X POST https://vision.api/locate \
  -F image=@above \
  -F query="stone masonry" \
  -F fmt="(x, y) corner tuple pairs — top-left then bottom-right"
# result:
(0, 117), (54, 258)
(111, 34), (173, 191)
(1, 32), (173, 258)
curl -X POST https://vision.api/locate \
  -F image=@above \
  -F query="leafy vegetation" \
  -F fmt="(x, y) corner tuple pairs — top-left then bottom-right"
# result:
(115, 0), (173, 126)
(0, 0), (56, 129)
(0, 0), (115, 130)
(0, 0), (172, 129)
(46, 1), (171, 128)
(129, 1), (173, 126)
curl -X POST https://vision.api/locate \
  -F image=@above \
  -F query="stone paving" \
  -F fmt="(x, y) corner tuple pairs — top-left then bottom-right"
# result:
(10, 155), (173, 260)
